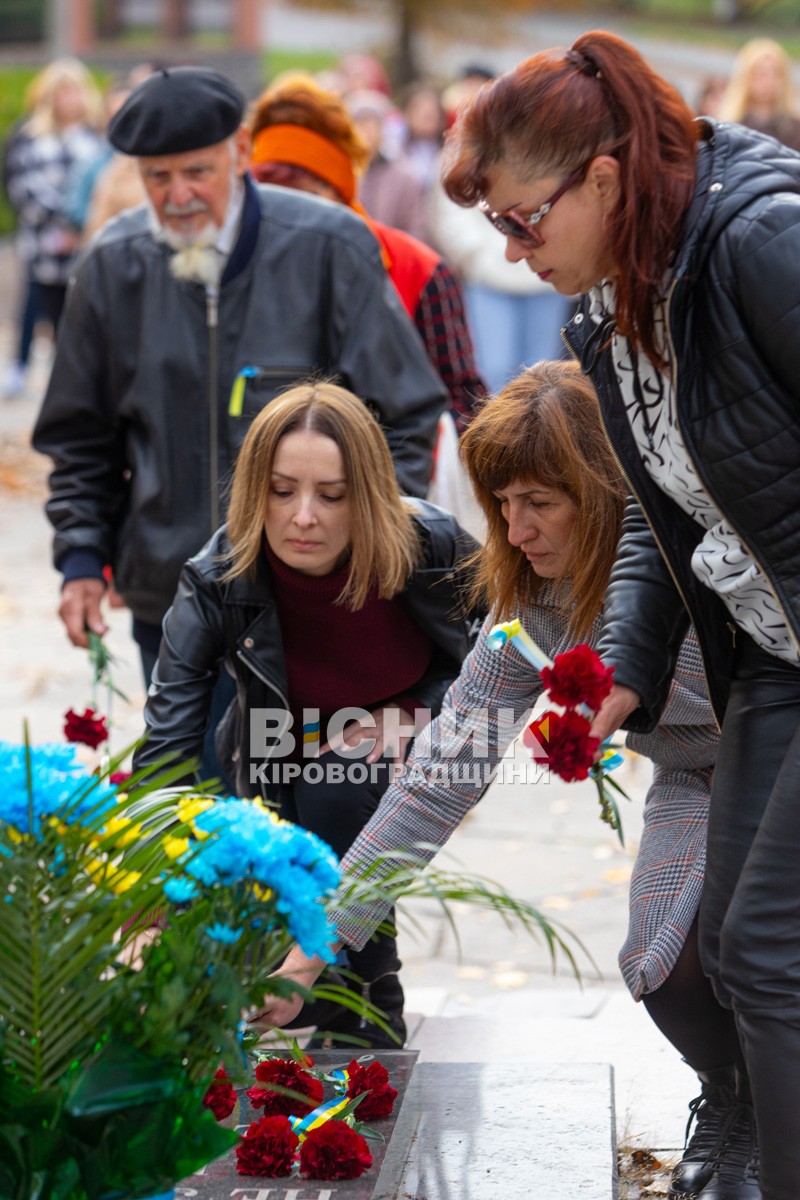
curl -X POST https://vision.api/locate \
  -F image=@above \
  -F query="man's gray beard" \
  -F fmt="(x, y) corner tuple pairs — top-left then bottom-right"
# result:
(147, 166), (243, 252)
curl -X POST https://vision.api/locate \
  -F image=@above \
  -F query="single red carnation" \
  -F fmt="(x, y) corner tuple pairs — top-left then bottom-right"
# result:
(235, 1114), (298, 1177)
(64, 706), (108, 749)
(245, 1058), (324, 1117)
(202, 1066), (237, 1121)
(540, 644), (615, 713)
(524, 708), (599, 782)
(346, 1058), (398, 1120)
(299, 1119), (373, 1180)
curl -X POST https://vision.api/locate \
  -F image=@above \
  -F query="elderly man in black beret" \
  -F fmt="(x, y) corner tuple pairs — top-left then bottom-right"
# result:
(33, 67), (446, 702)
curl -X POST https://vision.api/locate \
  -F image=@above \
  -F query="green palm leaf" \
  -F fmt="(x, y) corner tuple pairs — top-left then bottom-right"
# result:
(0, 751), (201, 1094)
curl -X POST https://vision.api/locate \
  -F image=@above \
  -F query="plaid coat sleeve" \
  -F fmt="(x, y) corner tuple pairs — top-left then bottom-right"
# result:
(333, 601), (571, 949)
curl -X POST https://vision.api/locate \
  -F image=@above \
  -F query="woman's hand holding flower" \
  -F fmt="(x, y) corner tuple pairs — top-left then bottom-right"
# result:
(588, 682), (641, 751)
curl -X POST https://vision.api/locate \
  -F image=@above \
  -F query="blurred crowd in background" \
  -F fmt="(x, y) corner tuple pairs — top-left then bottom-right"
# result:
(3, 35), (800, 405)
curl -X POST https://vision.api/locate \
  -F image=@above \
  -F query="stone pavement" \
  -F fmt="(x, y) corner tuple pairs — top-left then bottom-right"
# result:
(0, 247), (692, 1194)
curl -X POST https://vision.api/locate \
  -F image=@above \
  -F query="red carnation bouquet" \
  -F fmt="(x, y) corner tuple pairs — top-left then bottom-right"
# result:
(521, 642), (630, 842)
(232, 1051), (397, 1181)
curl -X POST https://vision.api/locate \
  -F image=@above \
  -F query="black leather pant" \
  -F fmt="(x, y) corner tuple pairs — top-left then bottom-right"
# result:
(699, 633), (800, 1200)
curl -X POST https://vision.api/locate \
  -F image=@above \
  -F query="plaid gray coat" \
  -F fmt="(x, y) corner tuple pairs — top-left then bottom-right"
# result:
(335, 583), (717, 999)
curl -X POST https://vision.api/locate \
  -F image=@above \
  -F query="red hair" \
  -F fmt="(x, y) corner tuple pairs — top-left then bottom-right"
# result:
(441, 32), (699, 367)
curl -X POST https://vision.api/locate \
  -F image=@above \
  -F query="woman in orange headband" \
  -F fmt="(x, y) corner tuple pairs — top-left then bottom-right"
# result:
(248, 73), (486, 434)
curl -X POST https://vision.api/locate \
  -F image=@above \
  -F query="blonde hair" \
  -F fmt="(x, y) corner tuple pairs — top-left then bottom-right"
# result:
(460, 361), (625, 640)
(25, 58), (104, 137)
(719, 38), (796, 122)
(225, 381), (420, 609)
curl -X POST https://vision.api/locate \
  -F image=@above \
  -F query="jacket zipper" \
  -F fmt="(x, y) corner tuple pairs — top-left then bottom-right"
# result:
(236, 647), (289, 710)
(661, 283), (800, 661)
(235, 646), (290, 758)
(562, 315), (722, 728)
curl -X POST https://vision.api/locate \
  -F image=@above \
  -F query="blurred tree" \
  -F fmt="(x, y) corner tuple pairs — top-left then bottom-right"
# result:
(164, 0), (191, 38)
(291, 0), (536, 86)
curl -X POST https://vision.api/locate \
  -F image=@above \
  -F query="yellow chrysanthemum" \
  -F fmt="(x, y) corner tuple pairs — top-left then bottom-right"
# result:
(84, 857), (108, 884)
(85, 857), (142, 895)
(177, 796), (214, 824)
(108, 869), (141, 894)
(163, 835), (190, 860)
(104, 815), (142, 846)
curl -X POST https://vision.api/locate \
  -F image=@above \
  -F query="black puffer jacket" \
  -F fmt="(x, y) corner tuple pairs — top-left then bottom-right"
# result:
(133, 500), (484, 796)
(565, 119), (800, 729)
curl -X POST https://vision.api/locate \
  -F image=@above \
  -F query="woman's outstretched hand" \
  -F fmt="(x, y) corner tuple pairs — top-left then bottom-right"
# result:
(245, 946), (333, 1031)
(588, 682), (641, 749)
(320, 703), (416, 766)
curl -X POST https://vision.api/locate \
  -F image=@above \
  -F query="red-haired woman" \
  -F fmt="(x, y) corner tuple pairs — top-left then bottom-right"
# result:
(437, 30), (800, 1200)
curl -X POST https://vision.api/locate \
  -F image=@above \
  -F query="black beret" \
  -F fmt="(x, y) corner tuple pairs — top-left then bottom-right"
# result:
(107, 66), (245, 156)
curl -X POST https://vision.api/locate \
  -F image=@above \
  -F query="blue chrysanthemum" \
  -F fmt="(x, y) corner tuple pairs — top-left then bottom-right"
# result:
(0, 742), (118, 835)
(182, 797), (340, 960)
(205, 922), (242, 944)
(163, 877), (198, 904)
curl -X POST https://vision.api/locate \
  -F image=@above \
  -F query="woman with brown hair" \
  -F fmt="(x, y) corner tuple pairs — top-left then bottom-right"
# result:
(256, 361), (734, 1199)
(133, 380), (481, 1048)
(430, 29), (800, 1198)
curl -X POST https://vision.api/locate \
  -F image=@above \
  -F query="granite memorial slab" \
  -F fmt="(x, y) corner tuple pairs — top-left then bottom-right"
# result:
(175, 1054), (615, 1199)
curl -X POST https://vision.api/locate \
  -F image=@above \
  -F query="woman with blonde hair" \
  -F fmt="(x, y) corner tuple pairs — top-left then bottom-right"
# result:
(257, 362), (738, 1199)
(719, 37), (800, 150)
(133, 380), (482, 1048)
(3, 57), (103, 395)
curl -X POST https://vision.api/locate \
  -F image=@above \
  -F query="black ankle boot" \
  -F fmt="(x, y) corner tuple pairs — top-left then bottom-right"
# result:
(307, 970), (406, 1051)
(669, 1065), (739, 1197)
(697, 1070), (760, 1200)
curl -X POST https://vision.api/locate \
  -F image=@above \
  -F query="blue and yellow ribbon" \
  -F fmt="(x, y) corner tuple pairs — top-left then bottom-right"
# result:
(486, 618), (554, 672)
(288, 1069), (351, 1141)
(228, 366), (259, 417)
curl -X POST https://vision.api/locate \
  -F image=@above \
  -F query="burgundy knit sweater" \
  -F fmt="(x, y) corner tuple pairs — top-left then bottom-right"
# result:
(265, 545), (433, 747)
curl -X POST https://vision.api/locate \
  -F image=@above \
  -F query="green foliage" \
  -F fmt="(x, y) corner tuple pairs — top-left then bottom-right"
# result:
(0, 756), (252, 1196)
(262, 47), (339, 83)
(0, 67), (37, 236)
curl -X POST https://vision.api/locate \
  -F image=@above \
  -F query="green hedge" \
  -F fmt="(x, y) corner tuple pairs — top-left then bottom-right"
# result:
(0, 67), (39, 236)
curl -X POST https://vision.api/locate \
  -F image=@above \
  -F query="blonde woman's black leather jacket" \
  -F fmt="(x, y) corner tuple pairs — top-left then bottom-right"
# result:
(564, 119), (800, 729)
(133, 500), (484, 795)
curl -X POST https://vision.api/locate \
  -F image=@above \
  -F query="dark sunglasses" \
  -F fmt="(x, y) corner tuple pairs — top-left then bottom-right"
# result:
(479, 162), (588, 246)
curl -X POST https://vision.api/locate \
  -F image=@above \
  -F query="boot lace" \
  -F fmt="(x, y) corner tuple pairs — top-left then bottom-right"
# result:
(712, 1103), (759, 1185)
(681, 1084), (740, 1166)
